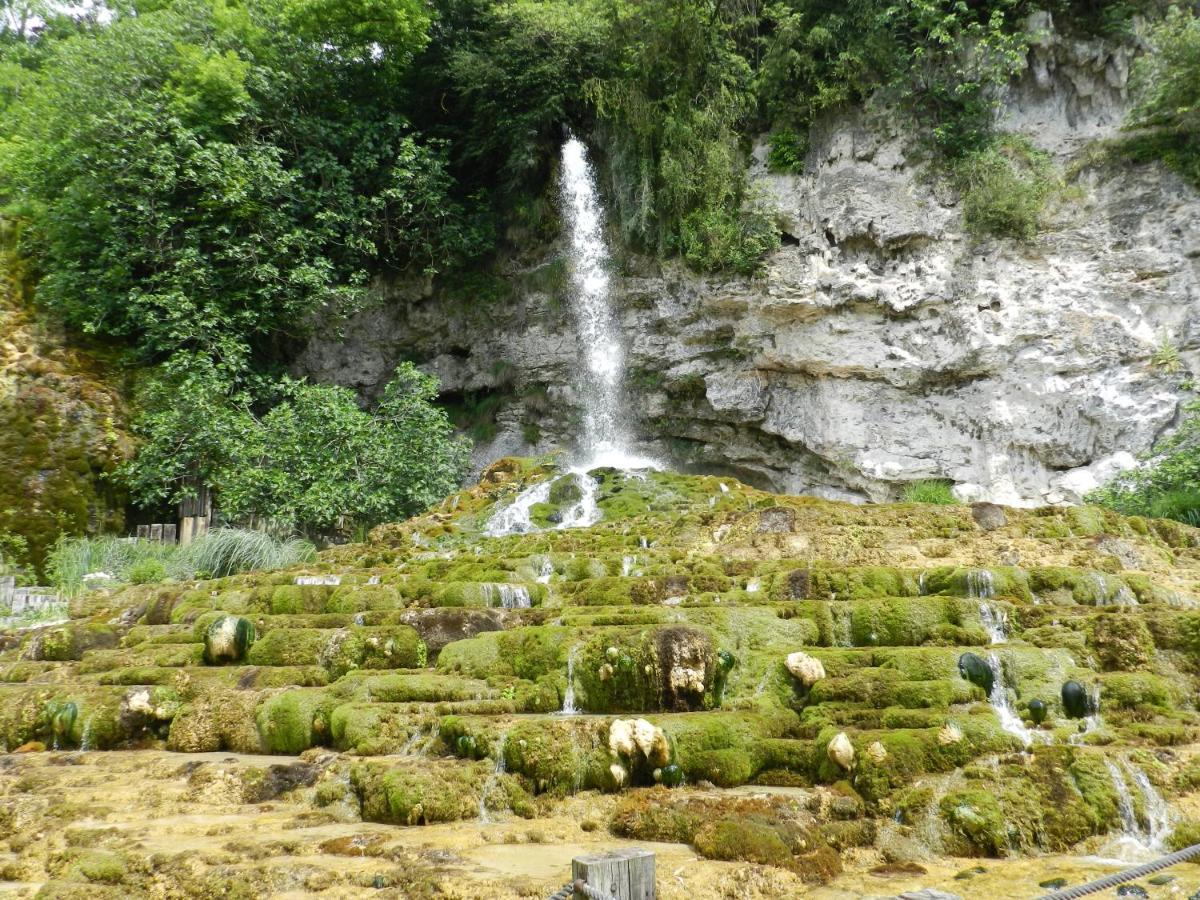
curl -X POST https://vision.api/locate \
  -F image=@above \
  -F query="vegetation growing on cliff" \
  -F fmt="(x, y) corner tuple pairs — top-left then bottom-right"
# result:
(1126, 4), (1200, 187)
(1091, 401), (1200, 526)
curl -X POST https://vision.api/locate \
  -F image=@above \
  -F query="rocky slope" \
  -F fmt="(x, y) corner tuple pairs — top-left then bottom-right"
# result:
(295, 15), (1199, 506)
(3, 462), (1200, 895)
(0, 224), (132, 574)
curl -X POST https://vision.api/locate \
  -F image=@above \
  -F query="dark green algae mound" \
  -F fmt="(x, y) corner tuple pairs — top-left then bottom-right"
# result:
(4, 456), (1200, 864)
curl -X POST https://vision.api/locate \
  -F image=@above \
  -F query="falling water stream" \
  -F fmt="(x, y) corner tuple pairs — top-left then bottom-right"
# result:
(968, 569), (1009, 644)
(486, 137), (657, 538)
(560, 644), (581, 715)
(479, 733), (509, 824)
(985, 653), (1042, 748)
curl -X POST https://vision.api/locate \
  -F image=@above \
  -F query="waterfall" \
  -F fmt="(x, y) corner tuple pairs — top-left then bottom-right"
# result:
(536, 557), (554, 584)
(561, 645), (581, 716)
(985, 653), (1042, 748)
(482, 584), (532, 609)
(559, 136), (648, 470)
(484, 137), (659, 539)
(621, 555), (635, 577)
(1104, 759), (1173, 859)
(479, 733), (508, 824)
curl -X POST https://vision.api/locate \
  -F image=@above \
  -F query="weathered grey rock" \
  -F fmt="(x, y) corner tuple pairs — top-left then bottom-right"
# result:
(1092, 535), (1143, 570)
(294, 18), (1197, 507)
(971, 502), (1008, 532)
(757, 506), (795, 533)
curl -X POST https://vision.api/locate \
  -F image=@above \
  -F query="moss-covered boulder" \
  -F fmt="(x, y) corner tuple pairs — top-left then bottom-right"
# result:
(575, 625), (717, 713)
(202, 615), (256, 665)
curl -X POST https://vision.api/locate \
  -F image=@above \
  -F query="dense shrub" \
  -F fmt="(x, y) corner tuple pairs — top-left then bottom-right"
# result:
(954, 136), (1057, 240)
(1124, 6), (1200, 188)
(1090, 401), (1200, 526)
(120, 361), (469, 538)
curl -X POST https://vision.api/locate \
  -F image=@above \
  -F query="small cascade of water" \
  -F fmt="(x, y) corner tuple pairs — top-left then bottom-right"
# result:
(745, 577), (761, 593)
(639, 537), (649, 549)
(621, 555), (636, 577)
(561, 645), (581, 715)
(967, 569), (1008, 644)
(918, 571), (927, 595)
(79, 714), (95, 752)
(1091, 573), (1138, 608)
(478, 733), (508, 824)
(536, 557), (554, 584)
(482, 584), (532, 609)
(1104, 759), (1173, 859)
(985, 653), (1041, 748)
(399, 727), (424, 756)
(966, 569), (995, 599)
(831, 607), (854, 647)
(353, 613), (366, 626)
(556, 472), (600, 529)
(485, 481), (552, 537)
(979, 602), (1008, 644)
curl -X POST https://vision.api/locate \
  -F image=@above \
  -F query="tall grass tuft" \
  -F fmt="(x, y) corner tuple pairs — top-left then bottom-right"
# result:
(901, 480), (960, 505)
(1147, 490), (1200, 527)
(49, 528), (316, 595)
(178, 528), (316, 579)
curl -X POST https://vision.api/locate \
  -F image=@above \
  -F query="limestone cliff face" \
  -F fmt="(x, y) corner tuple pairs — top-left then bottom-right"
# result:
(295, 18), (1199, 506)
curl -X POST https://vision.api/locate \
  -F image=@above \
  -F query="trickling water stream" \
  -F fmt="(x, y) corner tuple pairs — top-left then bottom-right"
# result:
(482, 584), (532, 609)
(1069, 683), (1105, 745)
(479, 733), (509, 824)
(985, 653), (1042, 748)
(1103, 759), (1173, 860)
(968, 570), (1009, 644)
(561, 645), (581, 716)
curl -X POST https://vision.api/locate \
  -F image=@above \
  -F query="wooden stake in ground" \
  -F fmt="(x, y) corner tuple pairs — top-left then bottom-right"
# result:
(572, 848), (655, 900)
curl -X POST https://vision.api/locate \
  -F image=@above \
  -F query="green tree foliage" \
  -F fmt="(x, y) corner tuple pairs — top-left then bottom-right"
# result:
(586, 0), (777, 274)
(0, 0), (486, 371)
(413, 0), (613, 199)
(1090, 401), (1200, 526)
(121, 362), (469, 537)
(1126, 5), (1200, 187)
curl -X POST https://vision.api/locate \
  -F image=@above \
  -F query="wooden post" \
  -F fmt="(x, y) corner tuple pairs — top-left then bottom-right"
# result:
(572, 849), (655, 900)
(179, 482), (212, 546)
